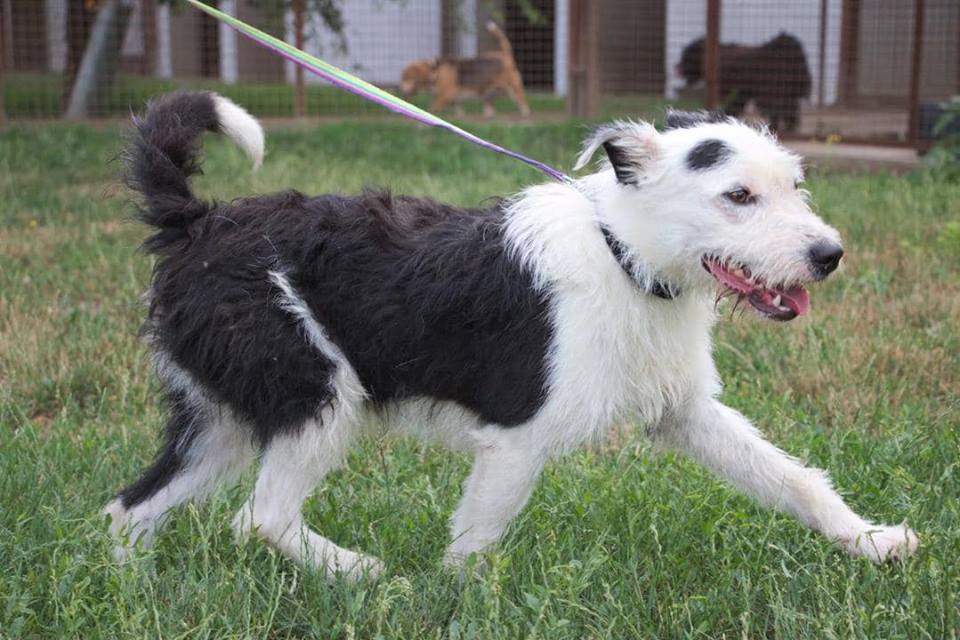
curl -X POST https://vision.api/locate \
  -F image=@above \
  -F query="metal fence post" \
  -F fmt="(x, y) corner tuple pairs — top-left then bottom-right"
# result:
(142, 0), (156, 77)
(0, 0), (6, 128)
(837, 0), (859, 106)
(293, 0), (305, 118)
(817, 0), (828, 107)
(704, 0), (720, 111)
(907, 0), (925, 146)
(567, 0), (598, 120)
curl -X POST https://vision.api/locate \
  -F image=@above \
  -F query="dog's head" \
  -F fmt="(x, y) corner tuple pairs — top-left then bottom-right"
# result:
(574, 111), (842, 321)
(399, 58), (439, 96)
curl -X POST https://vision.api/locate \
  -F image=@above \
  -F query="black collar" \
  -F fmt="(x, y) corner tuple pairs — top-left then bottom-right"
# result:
(599, 226), (678, 300)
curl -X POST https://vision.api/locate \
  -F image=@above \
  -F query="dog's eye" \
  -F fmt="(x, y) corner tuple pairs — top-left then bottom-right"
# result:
(724, 188), (753, 205)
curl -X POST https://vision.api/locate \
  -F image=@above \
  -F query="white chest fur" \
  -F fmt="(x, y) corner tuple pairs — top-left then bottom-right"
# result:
(504, 180), (720, 453)
(540, 279), (718, 451)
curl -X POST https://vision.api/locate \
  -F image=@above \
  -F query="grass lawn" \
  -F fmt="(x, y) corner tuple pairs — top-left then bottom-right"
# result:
(1, 118), (958, 639)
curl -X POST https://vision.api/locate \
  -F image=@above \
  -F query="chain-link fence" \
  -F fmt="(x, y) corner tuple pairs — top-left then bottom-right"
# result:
(2, 0), (957, 147)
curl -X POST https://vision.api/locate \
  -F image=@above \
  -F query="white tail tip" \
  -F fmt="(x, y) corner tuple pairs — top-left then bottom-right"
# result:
(212, 94), (265, 170)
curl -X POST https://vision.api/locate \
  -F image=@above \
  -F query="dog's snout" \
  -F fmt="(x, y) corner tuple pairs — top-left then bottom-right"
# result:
(808, 241), (843, 277)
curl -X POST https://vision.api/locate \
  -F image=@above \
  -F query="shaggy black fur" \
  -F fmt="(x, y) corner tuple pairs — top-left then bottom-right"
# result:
(601, 140), (638, 186)
(119, 93), (554, 506)
(677, 32), (811, 133)
(123, 91), (222, 253)
(686, 139), (731, 171)
(600, 227), (675, 300)
(118, 388), (202, 508)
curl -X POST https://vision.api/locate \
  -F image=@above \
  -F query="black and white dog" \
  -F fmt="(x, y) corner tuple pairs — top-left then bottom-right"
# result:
(106, 92), (917, 577)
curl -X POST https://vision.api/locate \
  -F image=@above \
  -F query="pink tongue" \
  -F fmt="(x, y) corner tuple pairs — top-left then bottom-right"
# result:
(707, 259), (811, 316)
(780, 285), (810, 316)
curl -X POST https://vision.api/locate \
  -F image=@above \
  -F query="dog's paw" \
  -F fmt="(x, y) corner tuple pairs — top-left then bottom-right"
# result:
(231, 503), (255, 544)
(104, 499), (131, 561)
(103, 498), (154, 561)
(304, 545), (385, 581)
(842, 523), (919, 563)
(336, 551), (385, 582)
(103, 498), (126, 533)
(442, 548), (469, 572)
(442, 547), (490, 581)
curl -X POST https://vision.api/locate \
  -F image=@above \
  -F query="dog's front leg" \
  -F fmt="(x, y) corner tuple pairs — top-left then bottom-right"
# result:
(444, 430), (545, 569)
(658, 398), (918, 562)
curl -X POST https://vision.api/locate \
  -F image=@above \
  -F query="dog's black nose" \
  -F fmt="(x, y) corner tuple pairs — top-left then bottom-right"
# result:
(808, 241), (844, 276)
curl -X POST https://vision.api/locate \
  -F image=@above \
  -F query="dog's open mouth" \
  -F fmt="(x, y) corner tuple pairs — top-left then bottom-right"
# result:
(702, 257), (809, 321)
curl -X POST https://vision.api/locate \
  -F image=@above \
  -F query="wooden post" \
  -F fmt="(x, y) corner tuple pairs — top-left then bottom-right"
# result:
(837, 0), (859, 106)
(440, 0), (459, 57)
(0, 0), (12, 73)
(293, 0), (305, 118)
(142, 0), (156, 77)
(704, 0), (720, 110)
(817, 0), (828, 107)
(65, 0), (133, 119)
(567, 0), (580, 117)
(907, 0), (925, 145)
(0, 0), (7, 128)
(567, 0), (598, 120)
(0, 69), (5, 130)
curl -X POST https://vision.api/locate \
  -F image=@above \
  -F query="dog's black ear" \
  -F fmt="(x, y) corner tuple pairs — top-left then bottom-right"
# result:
(574, 121), (660, 186)
(664, 109), (728, 131)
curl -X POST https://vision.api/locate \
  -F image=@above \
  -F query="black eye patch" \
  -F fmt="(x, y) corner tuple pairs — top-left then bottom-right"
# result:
(686, 139), (732, 171)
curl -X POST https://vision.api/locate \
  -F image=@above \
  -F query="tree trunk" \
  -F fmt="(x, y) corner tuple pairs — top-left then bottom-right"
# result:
(65, 0), (133, 119)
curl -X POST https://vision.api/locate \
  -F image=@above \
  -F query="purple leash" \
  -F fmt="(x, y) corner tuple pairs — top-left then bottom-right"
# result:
(185, 0), (571, 184)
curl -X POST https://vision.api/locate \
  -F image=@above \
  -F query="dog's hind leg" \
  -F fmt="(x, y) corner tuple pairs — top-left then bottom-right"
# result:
(105, 393), (255, 561)
(231, 375), (381, 580)
(444, 429), (545, 568)
(658, 398), (918, 563)
(482, 99), (496, 119)
(505, 73), (531, 117)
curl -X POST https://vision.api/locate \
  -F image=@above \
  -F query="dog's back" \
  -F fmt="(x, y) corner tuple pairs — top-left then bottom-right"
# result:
(124, 92), (551, 442)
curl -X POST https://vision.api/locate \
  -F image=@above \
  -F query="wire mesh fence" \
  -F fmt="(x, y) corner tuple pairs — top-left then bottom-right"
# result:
(2, 0), (957, 148)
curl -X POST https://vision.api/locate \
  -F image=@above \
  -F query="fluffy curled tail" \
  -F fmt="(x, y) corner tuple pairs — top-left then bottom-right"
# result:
(486, 21), (514, 58)
(124, 91), (264, 253)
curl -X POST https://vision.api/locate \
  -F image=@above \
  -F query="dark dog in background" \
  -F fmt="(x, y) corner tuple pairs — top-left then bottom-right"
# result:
(399, 21), (530, 118)
(678, 33), (811, 133)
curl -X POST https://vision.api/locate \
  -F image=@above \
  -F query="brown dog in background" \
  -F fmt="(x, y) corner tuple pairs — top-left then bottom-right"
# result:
(399, 21), (531, 118)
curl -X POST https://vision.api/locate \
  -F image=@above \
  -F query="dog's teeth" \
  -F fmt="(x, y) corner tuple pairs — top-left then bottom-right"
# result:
(772, 294), (782, 306)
